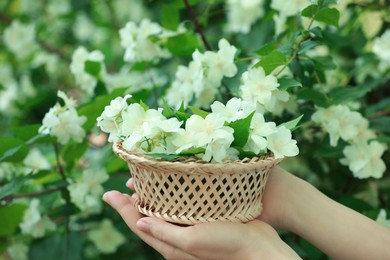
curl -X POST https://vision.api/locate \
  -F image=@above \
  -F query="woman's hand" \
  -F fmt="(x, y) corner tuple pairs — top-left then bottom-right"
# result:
(103, 190), (300, 260)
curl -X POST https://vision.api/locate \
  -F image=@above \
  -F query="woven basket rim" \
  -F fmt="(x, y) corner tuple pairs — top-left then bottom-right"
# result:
(113, 141), (282, 175)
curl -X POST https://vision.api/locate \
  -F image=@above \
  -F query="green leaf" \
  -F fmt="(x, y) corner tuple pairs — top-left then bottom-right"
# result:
(315, 141), (345, 158)
(298, 41), (320, 55)
(328, 86), (372, 104)
(222, 62), (248, 96)
(297, 88), (329, 107)
(179, 147), (205, 156)
(146, 153), (180, 161)
(366, 97), (390, 115)
(310, 26), (323, 39)
(301, 4), (318, 18)
(315, 7), (340, 27)
(278, 78), (303, 90)
(371, 136), (390, 144)
(0, 137), (29, 162)
(0, 204), (27, 237)
(280, 114), (304, 131)
(370, 117), (390, 133)
(106, 156), (128, 174)
(0, 176), (28, 200)
(61, 142), (88, 169)
(302, 5), (339, 27)
(254, 41), (277, 56)
(161, 4), (180, 30)
(176, 111), (192, 122)
(166, 33), (203, 56)
(29, 232), (84, 260)
(229, 111), (255, 148)
(254, 50), (287, 75)
(311, 56), (336, 70)
(162, 99), (175, 118)
(84, 60), (101, 77)
(188, 106), (209, 118)
(140, 100), (149, 111)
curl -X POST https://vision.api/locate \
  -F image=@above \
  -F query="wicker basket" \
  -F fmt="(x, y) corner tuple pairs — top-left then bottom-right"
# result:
(113, 142), (282, 225)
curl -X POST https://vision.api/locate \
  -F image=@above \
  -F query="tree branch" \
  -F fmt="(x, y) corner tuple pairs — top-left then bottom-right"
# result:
(1, 187), (63, 204)
(183, 0), (212, 51)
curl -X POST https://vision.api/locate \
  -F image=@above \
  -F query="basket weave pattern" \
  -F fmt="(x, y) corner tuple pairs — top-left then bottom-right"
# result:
(113, 142), (281, 225)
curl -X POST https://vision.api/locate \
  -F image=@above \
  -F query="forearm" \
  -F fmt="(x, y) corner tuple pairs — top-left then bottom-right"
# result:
(281, 169), (390, 259)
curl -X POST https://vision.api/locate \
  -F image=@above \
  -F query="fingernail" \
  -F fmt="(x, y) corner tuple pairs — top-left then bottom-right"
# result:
(126, 179), (132, 187)
(136, 219), (150, 233)
(102, 192), (110, 203)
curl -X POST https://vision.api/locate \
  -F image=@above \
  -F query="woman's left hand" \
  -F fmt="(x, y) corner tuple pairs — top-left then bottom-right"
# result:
(103, 190), (300, 260)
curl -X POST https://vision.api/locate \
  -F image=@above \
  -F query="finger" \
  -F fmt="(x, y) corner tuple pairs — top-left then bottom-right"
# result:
(103, 191), (195, 260)
(126, 178), (135, 190)
(136, 217), (195, 252)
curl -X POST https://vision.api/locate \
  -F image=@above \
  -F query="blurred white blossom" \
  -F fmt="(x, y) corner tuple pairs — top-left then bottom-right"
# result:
(23, 148), (51, 173)
(166, 39), (237, 108)
(39, 91), (87, 145)
(4, 20), (38, 60)
(312, 105), (370, 146)
(20, 199), (56, 238)
(359, 11), (383, 39)
(119, 19), (171, 63)
(372, 29), (390, 71)
(67, 169), (109, 214)
(376, 209), (390, 228)
(271, 0), (310, 17)
(70, 46), (106, 96)
(88, 219), (125, 254)
(340, 141), (386, 179)
(7, 242), (29, 260)
(225, 0), (265, 34)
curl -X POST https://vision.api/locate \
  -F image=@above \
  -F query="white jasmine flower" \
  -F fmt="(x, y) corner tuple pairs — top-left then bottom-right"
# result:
(226, 0), (265, 34)
(88, 219), (125, 254)
(244, 113), (277, 154)
(4, 20), (37, 60)
(271, 0), (311, 17)
(240, 67), (280, 106)
(203, 128), (235, 162)
(119, 19), (171, 63)
(68, 169), (109, 213)
(185, 113), (230, 148)
(7, 242), (29, 260)
(39, 91), (87, 145)
(210, 97), (246, 123)
(70, 46), (106, 96)
(266, 126), (299, 159)
(340, 141), (386, 179)
(376, 209), (390, 228)
(20, 199), (56, 238)
(172, 129), (195, 154)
